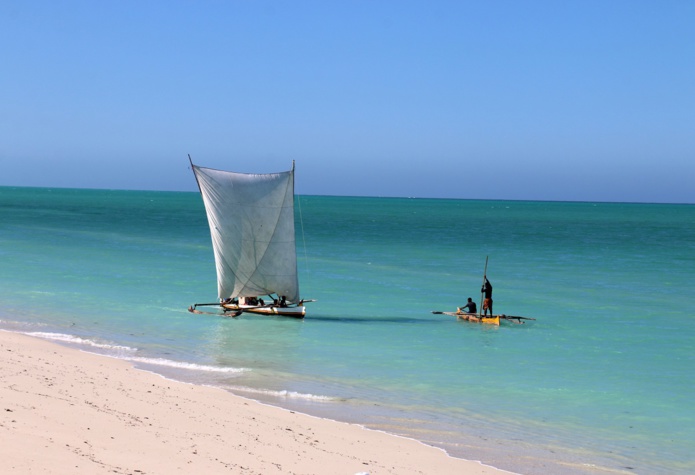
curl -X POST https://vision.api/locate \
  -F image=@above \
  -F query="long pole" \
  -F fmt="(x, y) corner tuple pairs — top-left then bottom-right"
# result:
(479, 256), (488, 317)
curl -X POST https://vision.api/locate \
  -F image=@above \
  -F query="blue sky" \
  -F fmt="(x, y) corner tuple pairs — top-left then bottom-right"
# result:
(1, 1), (693, 203)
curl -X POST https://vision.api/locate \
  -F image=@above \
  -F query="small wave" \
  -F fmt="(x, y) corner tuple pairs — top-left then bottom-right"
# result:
(24, 331), (136, 352)
(229, 385), (335, 402)
(125, 356), (246, 374)
(22, 331), (244, 374)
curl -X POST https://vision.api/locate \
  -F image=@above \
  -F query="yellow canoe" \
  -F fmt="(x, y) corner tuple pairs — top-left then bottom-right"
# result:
(431, 311), (534, 325)
(455, 313), (500, 325)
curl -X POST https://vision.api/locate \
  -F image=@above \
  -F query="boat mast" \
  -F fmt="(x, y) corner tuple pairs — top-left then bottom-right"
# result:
(188, 154), (203, 193)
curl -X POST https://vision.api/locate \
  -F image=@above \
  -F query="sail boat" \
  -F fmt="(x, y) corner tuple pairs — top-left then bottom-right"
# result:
(187, 156), (308, 318)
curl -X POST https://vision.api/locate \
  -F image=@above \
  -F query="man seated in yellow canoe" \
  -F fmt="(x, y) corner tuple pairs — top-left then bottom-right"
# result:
(457, 298), (477, 314)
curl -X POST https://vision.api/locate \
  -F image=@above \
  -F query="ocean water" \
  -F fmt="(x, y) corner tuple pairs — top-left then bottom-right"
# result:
(1, 186), (693, 475)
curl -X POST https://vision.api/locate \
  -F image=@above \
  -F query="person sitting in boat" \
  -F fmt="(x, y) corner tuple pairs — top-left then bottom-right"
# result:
(458, 298), (477, 314)
(279, 295), (287, 307)
(481, 277), (493, 316)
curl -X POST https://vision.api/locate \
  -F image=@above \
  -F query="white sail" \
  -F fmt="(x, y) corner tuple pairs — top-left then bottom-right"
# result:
(192, 163), (300, 303)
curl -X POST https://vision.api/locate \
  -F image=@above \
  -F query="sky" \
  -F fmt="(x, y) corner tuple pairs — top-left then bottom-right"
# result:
(1, 1), (694, 203)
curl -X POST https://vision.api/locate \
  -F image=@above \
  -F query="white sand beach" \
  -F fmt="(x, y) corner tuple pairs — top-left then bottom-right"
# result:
(0, 330), (509, 474)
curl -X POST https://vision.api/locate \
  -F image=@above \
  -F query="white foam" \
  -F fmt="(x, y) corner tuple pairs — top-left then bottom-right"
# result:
(124, 356), (246, 374)
(24, 331), (136, 352)
(229, 385), (335, 402)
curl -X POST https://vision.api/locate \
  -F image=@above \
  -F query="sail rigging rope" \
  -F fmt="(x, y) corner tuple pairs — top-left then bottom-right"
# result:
(297, 194), (310, 274)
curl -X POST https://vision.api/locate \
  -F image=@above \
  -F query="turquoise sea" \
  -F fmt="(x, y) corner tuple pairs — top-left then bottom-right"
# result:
(1, 186), (693, 475)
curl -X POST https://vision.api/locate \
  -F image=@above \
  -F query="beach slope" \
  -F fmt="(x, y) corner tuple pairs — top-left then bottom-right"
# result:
(0, 331), (507, 474)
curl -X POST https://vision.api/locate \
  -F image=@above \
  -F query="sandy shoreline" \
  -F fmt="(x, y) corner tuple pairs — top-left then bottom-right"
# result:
(0, 330), (509, 474)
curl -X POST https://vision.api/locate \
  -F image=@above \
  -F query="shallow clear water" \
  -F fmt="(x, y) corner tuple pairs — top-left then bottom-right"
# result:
(1, 187), (693, 474)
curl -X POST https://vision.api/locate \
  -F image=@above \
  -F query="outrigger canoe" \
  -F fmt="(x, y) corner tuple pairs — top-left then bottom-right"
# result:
(431, 311), (534, 325)
(432, 256), (536, 325)
(188, 299), (313, 319)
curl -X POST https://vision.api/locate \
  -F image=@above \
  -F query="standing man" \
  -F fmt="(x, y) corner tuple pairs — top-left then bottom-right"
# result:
(481, 277), (493, 316)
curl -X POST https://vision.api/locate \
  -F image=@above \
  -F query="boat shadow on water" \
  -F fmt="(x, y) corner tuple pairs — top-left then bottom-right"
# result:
(305, 315), (434, 324)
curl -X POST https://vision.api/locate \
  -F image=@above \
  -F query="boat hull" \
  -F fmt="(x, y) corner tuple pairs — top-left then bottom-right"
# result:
(456, 313), (500, 325)
(451, 312), (500, 326)
(432, 310), (532, 325)
(222, 303), (306, 318)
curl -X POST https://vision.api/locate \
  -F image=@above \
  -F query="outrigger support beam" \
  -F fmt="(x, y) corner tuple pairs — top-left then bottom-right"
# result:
(190, 302), (222, 309)
(431, 311), (536, 323)
(188, 302), (243, 317)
